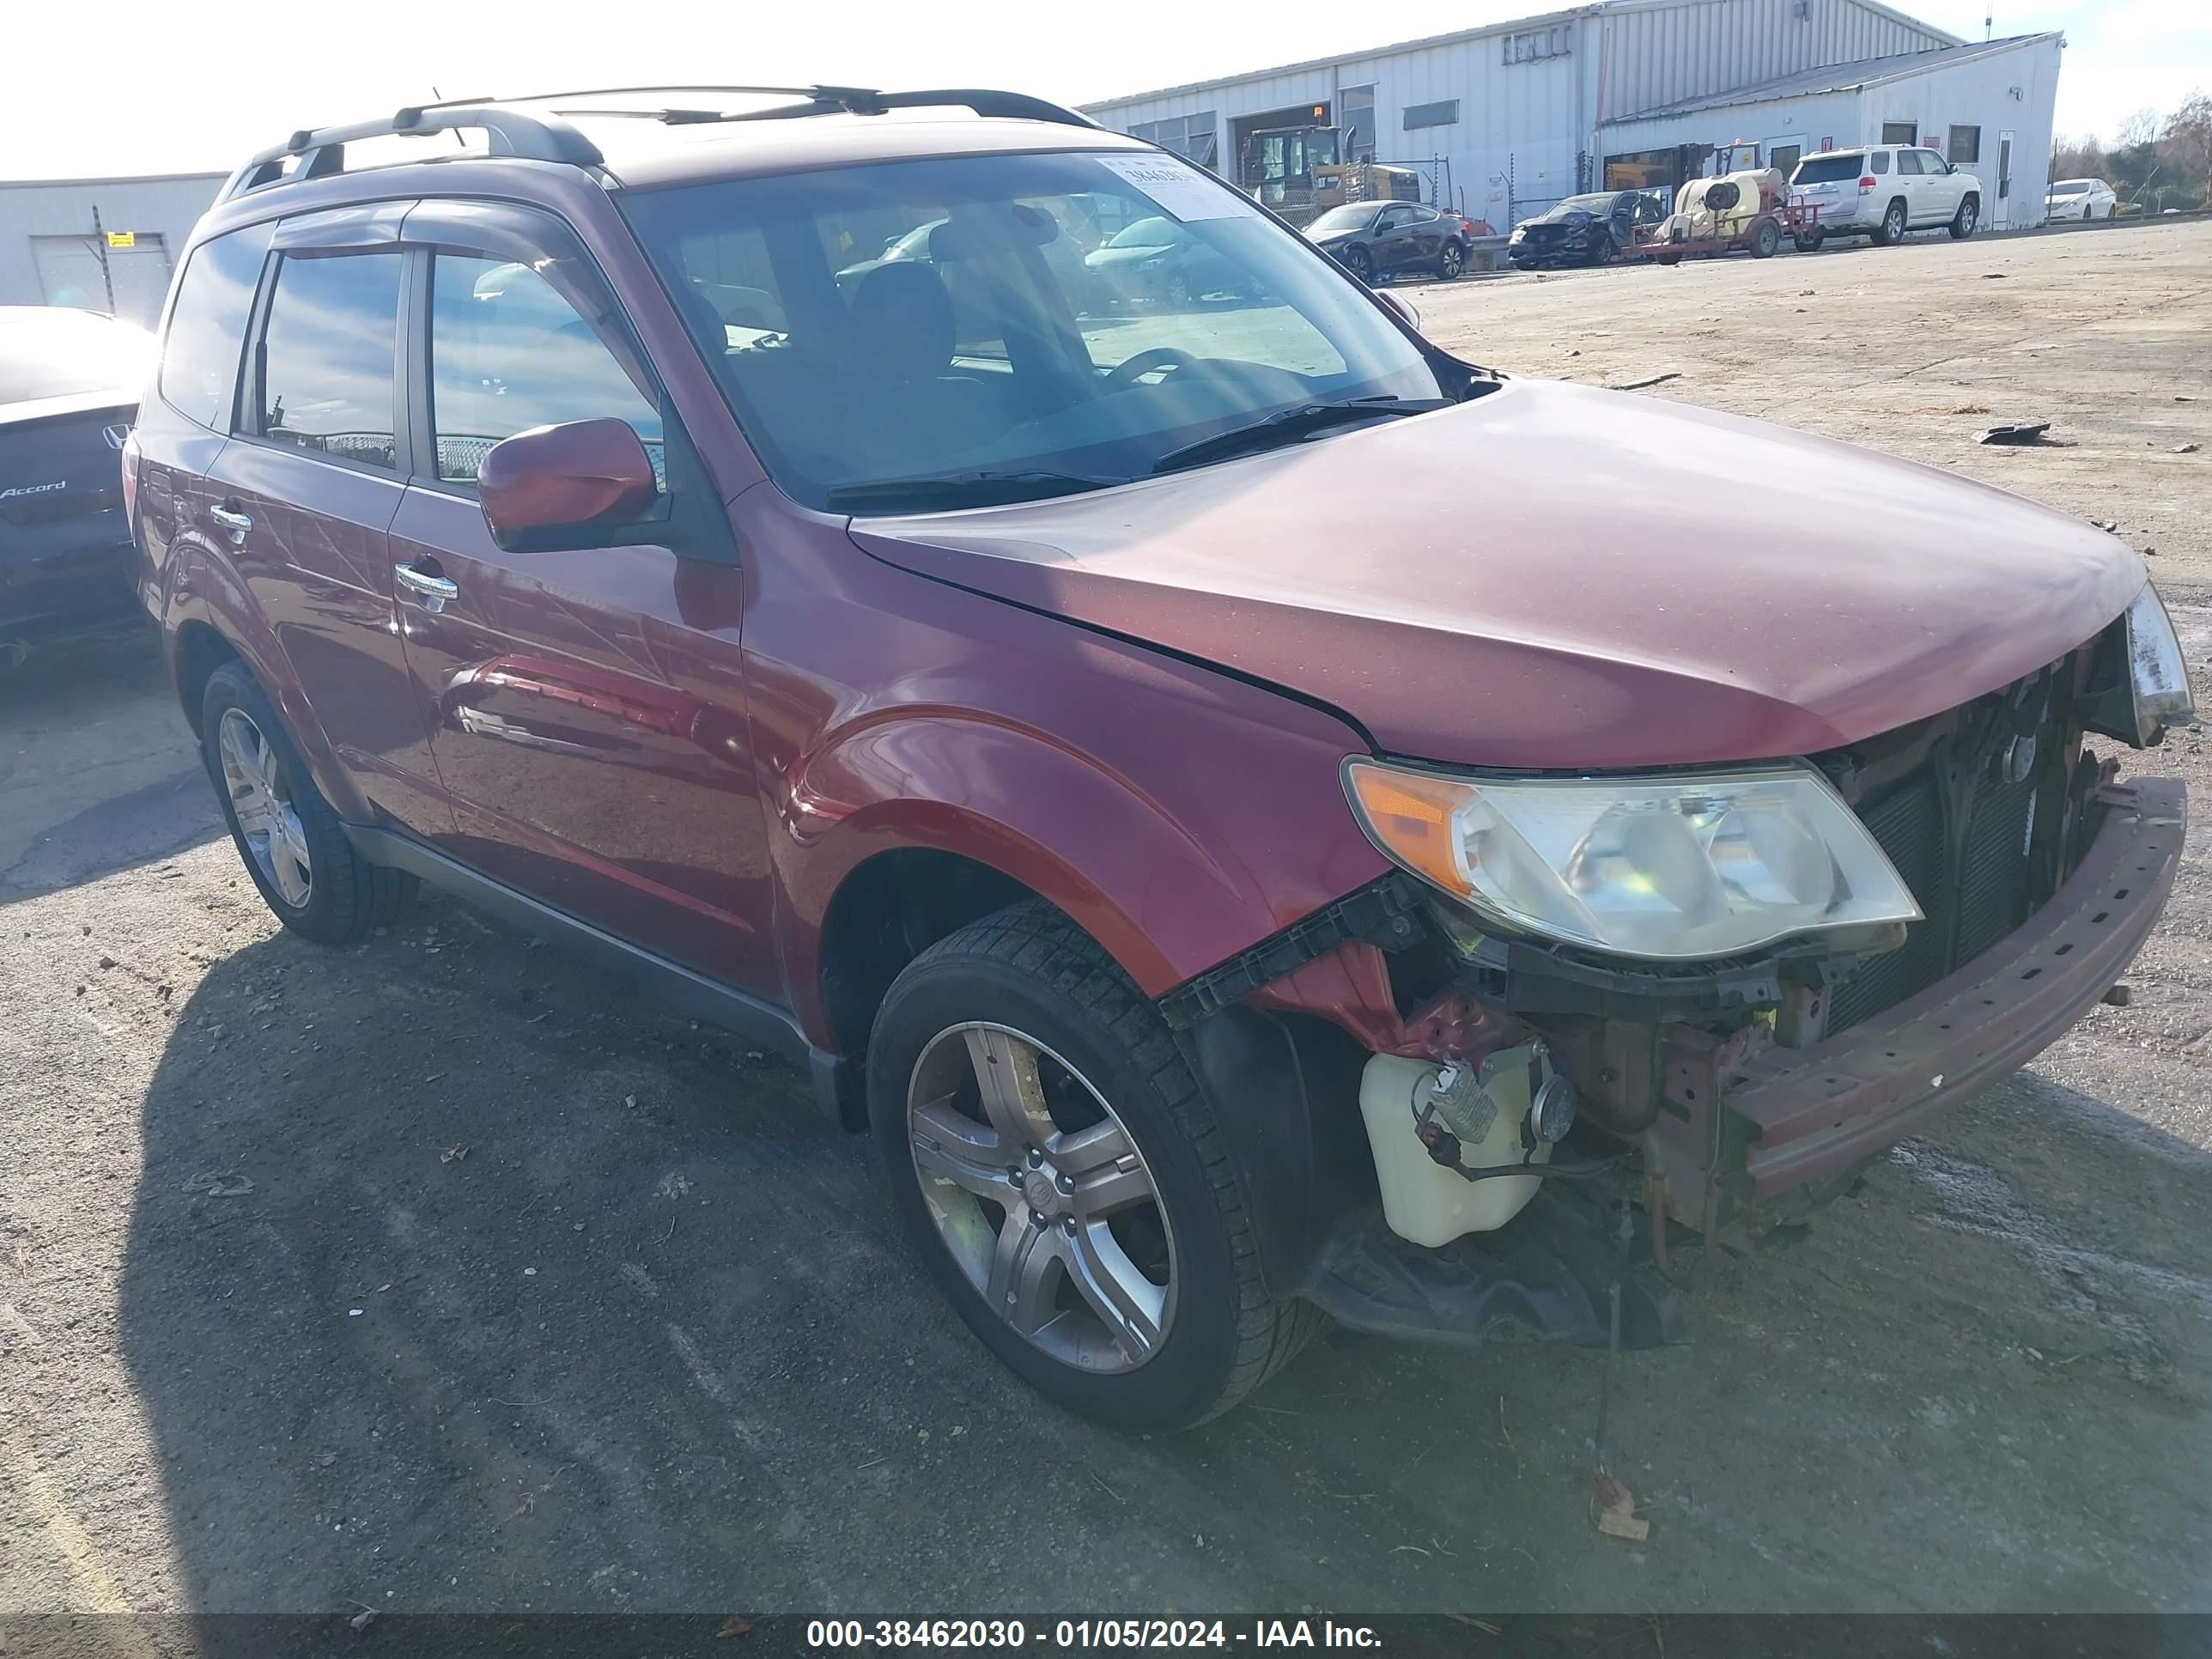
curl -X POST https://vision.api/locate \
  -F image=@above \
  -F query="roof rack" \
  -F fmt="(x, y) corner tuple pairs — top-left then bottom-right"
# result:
(218, 85), (1098, 203)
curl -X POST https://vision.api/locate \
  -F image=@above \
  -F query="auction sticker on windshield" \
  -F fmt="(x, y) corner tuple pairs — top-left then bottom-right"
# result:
(1097, 155), (1259, 222)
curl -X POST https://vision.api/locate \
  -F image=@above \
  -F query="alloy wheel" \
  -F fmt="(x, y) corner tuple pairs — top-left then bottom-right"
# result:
(1440, 242), (1464, 278)
(217, 707), (312, 908)
(906, 1023), (1176, 1373)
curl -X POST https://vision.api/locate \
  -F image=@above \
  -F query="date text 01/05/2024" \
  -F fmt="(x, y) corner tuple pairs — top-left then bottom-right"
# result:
(804, 1619), (1386, 1649)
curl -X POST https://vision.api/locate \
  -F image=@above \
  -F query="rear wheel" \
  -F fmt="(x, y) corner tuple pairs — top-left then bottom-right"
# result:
(1437, 240), (1465, 279)
(1749, 217), (1781, 258)
(867, 901), (1322, 1429)
(1873, 198), (1908, 246)
(1794, 229), (1825, 253)
(198, 659), (413, 945)
(1949, 195), (1979, 239)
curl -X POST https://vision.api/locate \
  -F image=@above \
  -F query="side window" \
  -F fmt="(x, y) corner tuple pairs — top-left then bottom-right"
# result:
(159, 222), (273, 430)
(254, 252), (401, 470)
(1869, 151), (1892, 176)
(427, 252), (665, 489)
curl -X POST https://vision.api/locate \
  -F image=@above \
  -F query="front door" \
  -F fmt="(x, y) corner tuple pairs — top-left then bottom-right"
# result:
(206, 216), (451, 836)
(1996, 131), (2015, 228)
(386, 216), (777, 999)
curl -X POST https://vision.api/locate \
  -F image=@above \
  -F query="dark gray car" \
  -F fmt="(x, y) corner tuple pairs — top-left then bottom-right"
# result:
(0, 307), (152, 661)
(1304, 201), (1469, 284)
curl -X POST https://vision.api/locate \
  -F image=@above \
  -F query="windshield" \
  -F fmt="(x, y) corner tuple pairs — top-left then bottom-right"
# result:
(0, 309), (153, 404)
(620, 149), (1452, 512)
(1304, 204), (1380, 235)
(2049, 181), (2093, 196)
(1543, 194), (1619, 219)
(1792, 154), (1866, 185)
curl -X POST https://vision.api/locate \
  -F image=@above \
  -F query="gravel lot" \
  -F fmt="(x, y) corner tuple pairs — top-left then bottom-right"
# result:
(3, 220), (2209, 1624)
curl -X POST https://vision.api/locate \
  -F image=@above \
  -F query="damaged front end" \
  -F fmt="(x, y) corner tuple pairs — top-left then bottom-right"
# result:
(1161, 610), (2188, 1355)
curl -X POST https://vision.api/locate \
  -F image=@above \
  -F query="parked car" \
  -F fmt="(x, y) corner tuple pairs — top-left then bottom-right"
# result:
(1787, 145), (1980, 246)
(1081, 214), (1252, 307)
(1304, 201), (1474, 283)
(1507, 190), (1667, 268)
(137, 88), (2187, 1432)
(1, 307), (154, 662)
(2045, 178), (2118, 221)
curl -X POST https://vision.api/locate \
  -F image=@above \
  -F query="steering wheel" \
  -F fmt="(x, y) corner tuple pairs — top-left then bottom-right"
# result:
(1105, 347), (1194, 389)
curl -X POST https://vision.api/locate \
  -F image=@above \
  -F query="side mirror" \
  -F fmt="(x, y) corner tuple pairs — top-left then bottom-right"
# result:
(1374, 288), (1421, 332)
(478, 418), (659, 553)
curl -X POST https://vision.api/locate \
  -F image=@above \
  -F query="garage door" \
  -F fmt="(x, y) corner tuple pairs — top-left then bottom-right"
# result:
(31, 234), (173, 327)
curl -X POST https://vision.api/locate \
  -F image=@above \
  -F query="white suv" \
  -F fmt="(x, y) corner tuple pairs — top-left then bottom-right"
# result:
(1788, 145), (1980, 248)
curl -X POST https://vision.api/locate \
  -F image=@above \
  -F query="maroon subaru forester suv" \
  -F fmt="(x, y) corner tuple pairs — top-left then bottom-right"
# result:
(128, 87), (2190, 1429)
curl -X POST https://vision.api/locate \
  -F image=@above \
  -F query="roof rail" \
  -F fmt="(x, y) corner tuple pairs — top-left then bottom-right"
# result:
(217, 84), (1097, 203)
(218, 100), (605, 202)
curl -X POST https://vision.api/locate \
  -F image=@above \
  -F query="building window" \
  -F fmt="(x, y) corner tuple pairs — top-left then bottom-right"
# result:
(1403, 99), (1460, 131)
(1131, 112), (1219, 171)
(1881, 121), (1917, 146)
(1503, 25), (1571, 64)
(1948, 125), (1982, 164)
(1341, 84), (1376, 163)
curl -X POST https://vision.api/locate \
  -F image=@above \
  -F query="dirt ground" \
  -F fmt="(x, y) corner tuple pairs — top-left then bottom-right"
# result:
(3, 220), (2209, 1626)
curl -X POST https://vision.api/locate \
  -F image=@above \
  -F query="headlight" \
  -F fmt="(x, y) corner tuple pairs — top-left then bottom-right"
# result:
(1344, 759), (1923, 961)
(2088, 579), (2195, 746)
(1509, 227), (1526, 242)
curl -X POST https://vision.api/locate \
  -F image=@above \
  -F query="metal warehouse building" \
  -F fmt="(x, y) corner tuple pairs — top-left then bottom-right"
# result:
(0, 173), (226, 327)
(1085, 0), (2063, 232)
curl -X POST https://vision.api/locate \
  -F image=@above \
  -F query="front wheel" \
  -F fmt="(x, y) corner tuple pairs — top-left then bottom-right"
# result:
(1949, 195), (1979, 239)
(1437, 240), (1465, 279)
(1340, 245), (1374, 285)
(867, 902), (1322, 1430)
(198, 659), (414, 944)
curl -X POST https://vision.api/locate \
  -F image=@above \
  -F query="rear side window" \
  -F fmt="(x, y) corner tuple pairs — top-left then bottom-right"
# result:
(254, 252), (401, 470)
(160, 222), (272, 429)
(1792, 153), (1864, 185)
(427, 252), (664, 488)
(1870, 151), (1892, 175)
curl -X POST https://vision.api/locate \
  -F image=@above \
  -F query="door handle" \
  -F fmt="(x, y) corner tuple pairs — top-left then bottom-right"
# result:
(208, 503), (252, 544)
(393, 562), (459, 611)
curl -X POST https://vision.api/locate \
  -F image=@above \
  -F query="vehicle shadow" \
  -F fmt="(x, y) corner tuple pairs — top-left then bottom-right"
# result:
(0, 626), (220, 904)
(105, 896), (2212, 1628)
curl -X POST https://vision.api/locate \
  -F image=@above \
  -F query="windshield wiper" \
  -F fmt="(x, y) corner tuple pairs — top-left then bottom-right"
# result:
(824, 471), (1125, 514)
(1149, 398), (1452, 477)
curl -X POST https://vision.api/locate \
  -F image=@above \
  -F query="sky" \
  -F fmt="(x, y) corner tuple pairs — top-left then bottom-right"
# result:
(2, 0), (2203, 179)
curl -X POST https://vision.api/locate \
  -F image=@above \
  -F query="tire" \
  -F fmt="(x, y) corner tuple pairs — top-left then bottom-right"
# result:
(198, 659), (414, 945)
(1948, 195), (1979, 240)
(1656, 252), (1682, 267)
(866, 900), (1324, 1430)
(1437, 240), (1465, 280)
(1585, 234), (1616, 267)
(1794, 229), (1824, 253)
(1749, 217), (1781, 258)
(1341, 245), (1373, 285)
(1873, 198), (1908, 246)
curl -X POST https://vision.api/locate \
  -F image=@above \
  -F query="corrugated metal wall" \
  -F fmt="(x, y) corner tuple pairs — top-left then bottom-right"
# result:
(1598, 0), (1950, 122)
(1085, 1), (1960, 226)
(0, 175), (225, 325)
(1598, 34), (2063, 228)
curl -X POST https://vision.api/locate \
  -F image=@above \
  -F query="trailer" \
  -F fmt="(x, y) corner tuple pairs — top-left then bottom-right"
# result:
(1626, 171), (1820, 264)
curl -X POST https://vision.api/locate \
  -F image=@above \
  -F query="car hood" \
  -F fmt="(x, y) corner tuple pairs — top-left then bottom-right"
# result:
(846, 379), (2145, 770)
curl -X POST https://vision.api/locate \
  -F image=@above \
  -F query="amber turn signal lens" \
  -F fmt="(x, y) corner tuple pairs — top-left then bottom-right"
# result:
(1344, 762), (1475, 896)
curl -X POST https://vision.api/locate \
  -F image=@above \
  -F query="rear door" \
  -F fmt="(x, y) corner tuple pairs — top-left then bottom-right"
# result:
(202, 204), (450, 834)
(383, 201), (776, 998)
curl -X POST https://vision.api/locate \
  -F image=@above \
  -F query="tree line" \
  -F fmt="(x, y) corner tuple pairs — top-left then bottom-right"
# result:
(2052, 92), (2212, 213)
